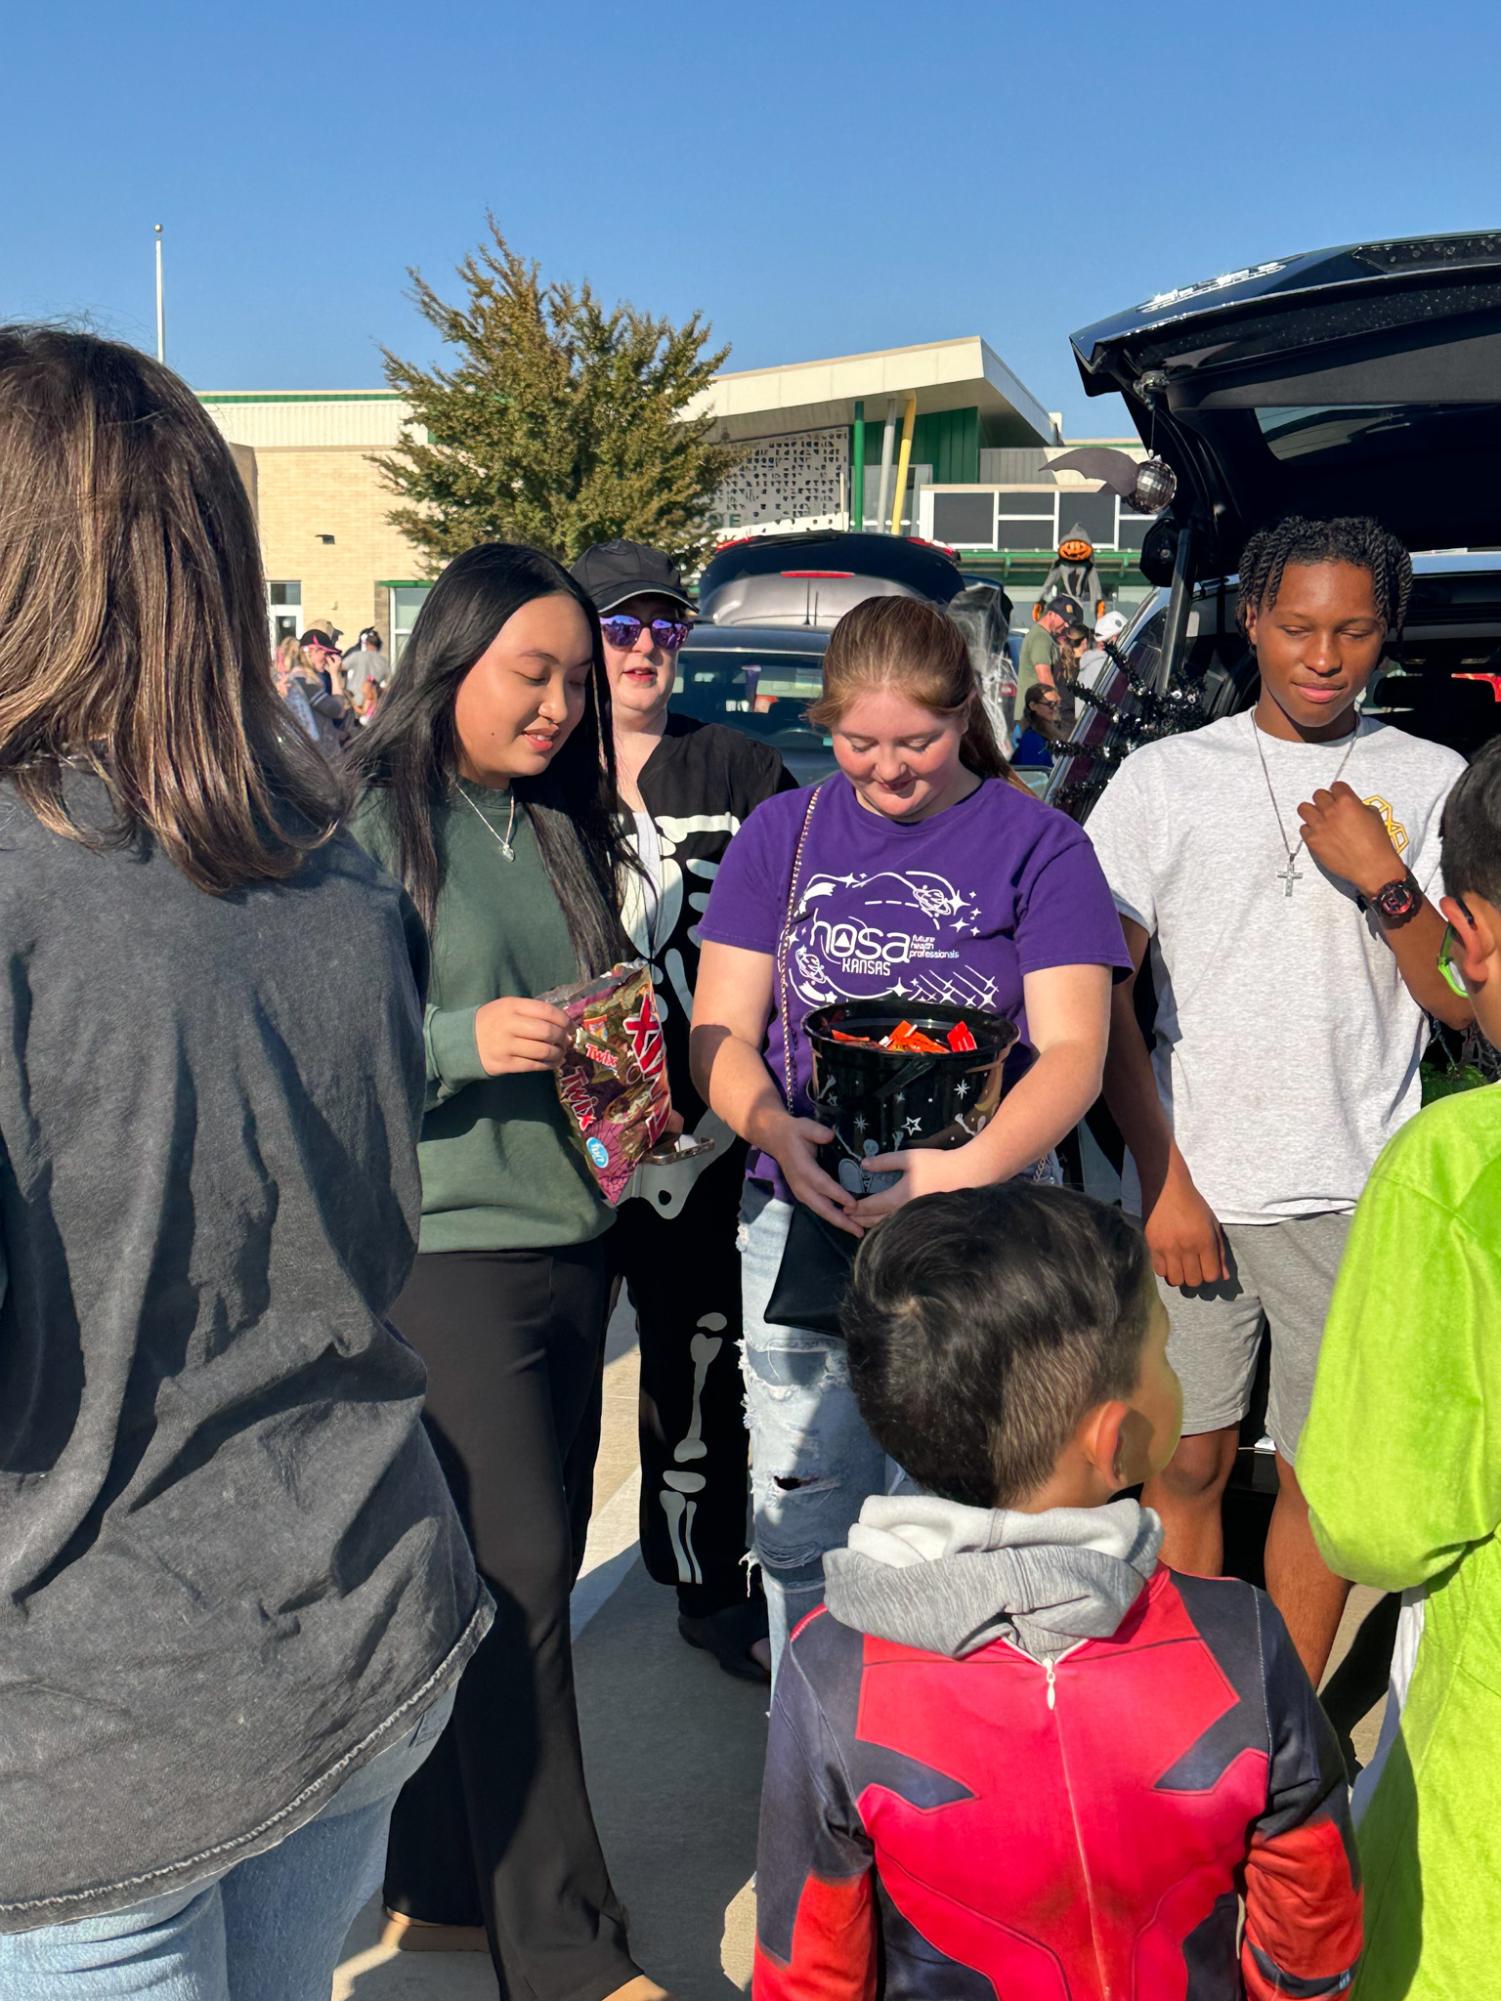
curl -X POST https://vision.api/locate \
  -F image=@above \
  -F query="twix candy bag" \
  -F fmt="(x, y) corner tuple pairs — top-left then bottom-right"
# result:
(539, 961), (673, 1205)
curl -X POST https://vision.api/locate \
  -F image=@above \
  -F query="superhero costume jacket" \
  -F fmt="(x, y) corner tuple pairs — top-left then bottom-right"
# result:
(753, 1566), (1361, 2000)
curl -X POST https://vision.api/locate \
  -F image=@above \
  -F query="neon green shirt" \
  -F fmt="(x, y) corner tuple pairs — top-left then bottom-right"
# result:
(1300, 1083), (1501, 2000)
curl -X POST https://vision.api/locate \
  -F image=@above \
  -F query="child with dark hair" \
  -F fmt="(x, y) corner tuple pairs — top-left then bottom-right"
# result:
(1299, 736), (1501, 1999)
(753, 1183), (1362, 2001)
(1089, 513), (1472, 1685)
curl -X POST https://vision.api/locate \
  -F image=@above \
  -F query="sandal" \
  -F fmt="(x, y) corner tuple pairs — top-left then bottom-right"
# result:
(677, 1596), (772, 1683)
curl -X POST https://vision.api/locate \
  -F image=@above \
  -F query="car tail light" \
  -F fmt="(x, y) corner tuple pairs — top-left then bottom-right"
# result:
(781, 569), (855, 579)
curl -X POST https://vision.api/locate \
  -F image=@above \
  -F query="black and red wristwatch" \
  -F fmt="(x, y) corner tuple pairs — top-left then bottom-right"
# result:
(1368, 871), (1422, 926)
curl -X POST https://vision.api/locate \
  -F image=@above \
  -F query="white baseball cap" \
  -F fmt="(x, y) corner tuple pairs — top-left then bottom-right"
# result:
(1094, 609), (1128, 642)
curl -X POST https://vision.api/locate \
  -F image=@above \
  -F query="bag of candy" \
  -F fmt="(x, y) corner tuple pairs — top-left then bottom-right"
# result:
(539, 960), (674, 1205)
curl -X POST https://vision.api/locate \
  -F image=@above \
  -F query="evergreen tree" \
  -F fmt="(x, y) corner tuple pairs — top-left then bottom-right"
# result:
(375, 219), (741, 567)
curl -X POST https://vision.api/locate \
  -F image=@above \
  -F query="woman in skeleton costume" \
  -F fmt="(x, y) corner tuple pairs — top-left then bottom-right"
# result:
(573, 541), (796, 1683)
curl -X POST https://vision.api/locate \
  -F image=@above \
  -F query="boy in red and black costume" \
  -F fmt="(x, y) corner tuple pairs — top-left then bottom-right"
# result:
(753, 1184), (1360, 2001)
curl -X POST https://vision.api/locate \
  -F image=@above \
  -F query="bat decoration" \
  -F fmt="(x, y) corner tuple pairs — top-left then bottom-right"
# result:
(1049, 448), (1178, 515)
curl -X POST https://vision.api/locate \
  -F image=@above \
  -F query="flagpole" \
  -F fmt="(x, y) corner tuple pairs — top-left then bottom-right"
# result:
(154, 224), (165, 363)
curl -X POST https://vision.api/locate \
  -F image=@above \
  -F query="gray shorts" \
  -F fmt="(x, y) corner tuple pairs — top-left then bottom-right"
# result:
(1158, 1212), (1352, 1464)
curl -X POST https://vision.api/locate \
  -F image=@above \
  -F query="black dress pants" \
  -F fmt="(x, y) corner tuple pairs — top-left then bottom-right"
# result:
(382, 1240), (636, 2001)
(610, 1155), (755, 1619)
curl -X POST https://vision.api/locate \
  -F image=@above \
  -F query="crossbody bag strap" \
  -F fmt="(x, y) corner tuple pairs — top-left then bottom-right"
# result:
(774, 781), (827, 1112)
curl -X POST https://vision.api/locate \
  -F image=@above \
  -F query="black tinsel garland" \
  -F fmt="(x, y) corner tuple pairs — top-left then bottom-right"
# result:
(1050, 640), (1207, 815)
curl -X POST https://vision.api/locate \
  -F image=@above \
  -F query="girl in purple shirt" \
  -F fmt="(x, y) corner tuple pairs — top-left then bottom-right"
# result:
(691, 597), (1129, 1670)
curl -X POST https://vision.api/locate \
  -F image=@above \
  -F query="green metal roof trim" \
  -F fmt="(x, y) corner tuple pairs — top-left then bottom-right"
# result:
(377, 579), (435, 589)
(197, 391), (405, 404)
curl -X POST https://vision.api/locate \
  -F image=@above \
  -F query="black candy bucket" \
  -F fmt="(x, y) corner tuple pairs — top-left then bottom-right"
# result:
(804, 999), (1018, 1197)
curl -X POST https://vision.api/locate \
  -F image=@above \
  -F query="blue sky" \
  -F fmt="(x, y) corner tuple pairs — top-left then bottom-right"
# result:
(5, 0), (1496, 434)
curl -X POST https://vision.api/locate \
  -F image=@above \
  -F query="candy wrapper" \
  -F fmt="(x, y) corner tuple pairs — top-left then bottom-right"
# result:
(541, 961), (674, 1206)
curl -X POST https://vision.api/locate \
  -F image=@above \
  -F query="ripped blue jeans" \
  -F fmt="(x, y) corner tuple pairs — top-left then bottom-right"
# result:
(738, 1180), (889, 1678)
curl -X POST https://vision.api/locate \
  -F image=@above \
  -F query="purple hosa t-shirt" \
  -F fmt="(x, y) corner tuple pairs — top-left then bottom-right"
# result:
(698, 773), (1129, 1193)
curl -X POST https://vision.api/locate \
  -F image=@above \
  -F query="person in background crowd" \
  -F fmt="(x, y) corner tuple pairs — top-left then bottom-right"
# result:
(0, 325), (487, 2001)
(572, 539), (795, 1683)
(293, 627), (353, 754)
(1090, 514), (1471, 1686)
(346, 628), (392, 704)
(1299, 738), (1501, 2000)
(1072, 607), (1130, 702)
(691, 596), (1129, 1671)
(1056, 618), (1091, 725)
(1012, 682), (1063, 767)
(349, 546), (670, 2001)
(273, 633), (323, 741)
(754, 1184), (1362, 2001)
(1094, 607), (1129, 652)
(1016, 590), (1082, 708)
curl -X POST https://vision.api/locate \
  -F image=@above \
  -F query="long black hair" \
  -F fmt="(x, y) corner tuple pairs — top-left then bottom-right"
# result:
(350, 543), (631, 975)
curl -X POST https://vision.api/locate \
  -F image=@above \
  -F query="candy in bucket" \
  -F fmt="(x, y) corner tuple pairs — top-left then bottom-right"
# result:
(804, 999), (1018, 1196)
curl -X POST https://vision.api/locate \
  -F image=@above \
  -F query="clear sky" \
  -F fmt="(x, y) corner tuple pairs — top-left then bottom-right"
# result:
(6, 0), (1498, 435)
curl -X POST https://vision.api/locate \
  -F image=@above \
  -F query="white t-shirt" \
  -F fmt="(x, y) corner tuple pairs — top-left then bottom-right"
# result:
(1085, 711), (1466, 1223)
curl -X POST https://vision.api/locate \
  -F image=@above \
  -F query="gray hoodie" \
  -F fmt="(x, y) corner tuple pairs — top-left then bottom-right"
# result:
(822, 1493), (1162, 1662)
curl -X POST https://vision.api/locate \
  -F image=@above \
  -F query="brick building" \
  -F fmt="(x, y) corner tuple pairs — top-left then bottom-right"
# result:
(204, 339), (1145, 661)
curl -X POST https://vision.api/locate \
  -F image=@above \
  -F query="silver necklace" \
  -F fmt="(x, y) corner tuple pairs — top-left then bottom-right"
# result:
(456, 783), (518, 861)
(1252, 716), (1360, 897)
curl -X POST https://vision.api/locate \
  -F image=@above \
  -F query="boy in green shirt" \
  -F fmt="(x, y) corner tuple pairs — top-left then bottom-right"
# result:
(1300, 736), (1501, 1999)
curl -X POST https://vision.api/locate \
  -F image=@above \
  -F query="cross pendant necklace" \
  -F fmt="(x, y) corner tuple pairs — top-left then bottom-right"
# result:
(456, 783), (518, 860)
(1252, 717), (1360, 899)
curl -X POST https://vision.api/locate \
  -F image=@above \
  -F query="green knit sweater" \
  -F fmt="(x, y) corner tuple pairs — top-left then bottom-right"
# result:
(351, 787), (609, 1253)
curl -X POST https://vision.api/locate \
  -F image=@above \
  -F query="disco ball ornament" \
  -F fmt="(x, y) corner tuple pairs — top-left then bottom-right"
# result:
(1127, 456), (1177, 515)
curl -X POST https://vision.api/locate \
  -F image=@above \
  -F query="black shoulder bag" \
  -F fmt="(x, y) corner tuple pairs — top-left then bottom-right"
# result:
(762, 783), (860, 1335)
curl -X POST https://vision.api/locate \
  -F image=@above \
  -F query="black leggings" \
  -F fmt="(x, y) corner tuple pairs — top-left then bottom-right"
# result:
(382, 1241), (636, 2001)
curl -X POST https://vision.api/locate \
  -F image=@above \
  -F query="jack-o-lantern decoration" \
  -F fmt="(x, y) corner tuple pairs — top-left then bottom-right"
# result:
(1039, 524), (1107, 623)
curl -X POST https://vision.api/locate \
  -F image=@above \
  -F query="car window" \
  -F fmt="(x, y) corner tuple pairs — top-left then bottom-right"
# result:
(674, 647), (831, 759)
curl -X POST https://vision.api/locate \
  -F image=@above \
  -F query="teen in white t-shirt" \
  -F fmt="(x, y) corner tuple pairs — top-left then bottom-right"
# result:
(1087, 515), (1472, 1685)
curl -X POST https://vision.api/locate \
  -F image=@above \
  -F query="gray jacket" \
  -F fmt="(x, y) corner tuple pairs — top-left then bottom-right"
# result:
(0, 774), (488, 1930)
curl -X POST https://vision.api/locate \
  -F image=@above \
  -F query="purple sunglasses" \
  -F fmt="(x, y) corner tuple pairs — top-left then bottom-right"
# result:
(599, 613), (691, 653)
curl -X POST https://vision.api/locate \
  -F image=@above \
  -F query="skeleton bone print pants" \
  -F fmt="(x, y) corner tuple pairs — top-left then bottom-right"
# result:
(611, 1155), (761, 1622)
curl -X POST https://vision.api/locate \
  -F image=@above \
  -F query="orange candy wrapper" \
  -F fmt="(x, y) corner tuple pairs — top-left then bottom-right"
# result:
(831, 1018), (979, 1056)
(540, 961), (673, 1206)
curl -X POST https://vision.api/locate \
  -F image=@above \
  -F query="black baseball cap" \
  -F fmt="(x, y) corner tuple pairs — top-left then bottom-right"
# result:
(1043, 594), (1083, 624)
(298, 627), (339, 650)
(571, 540), (692, 615)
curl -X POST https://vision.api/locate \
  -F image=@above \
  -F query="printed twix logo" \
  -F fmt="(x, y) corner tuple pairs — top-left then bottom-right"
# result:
(559, 1069), (598, 1132)
(624, 996), (665, 1077)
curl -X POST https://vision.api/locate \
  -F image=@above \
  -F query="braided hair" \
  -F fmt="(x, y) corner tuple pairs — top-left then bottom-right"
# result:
(1236, 515), (1413, 639)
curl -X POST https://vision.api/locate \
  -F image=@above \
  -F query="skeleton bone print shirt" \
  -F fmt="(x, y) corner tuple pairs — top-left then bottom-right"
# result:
(622, 717), (797, 1142)
(699, 773), (1131, 1199)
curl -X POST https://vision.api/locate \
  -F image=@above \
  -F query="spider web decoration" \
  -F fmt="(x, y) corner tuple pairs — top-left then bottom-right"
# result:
(1052, 640), (1208, 816)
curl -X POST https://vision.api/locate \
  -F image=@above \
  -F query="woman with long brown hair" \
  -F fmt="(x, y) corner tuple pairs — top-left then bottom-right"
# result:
(0, 327), (488, 1998)
(691, 595), (1130, 1673)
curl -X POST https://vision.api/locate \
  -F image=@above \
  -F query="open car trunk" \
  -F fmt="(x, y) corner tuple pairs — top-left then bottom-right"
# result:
(1070, 233), (1501, 582)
